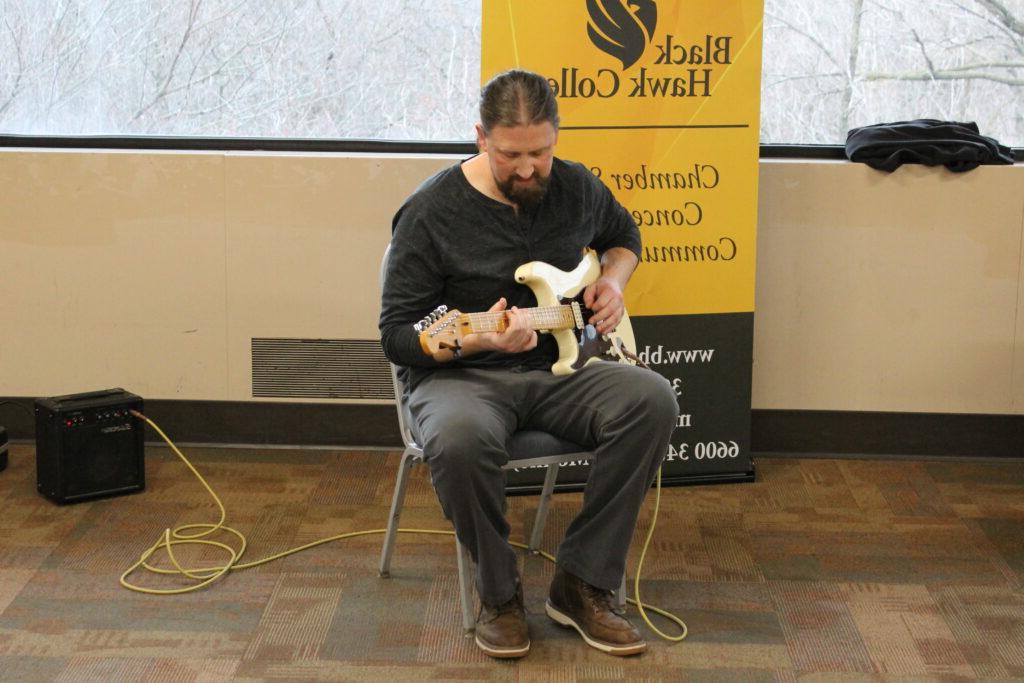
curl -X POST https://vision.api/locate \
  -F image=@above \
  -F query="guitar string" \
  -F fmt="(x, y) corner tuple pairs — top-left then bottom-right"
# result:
(462, 306), (575, 331)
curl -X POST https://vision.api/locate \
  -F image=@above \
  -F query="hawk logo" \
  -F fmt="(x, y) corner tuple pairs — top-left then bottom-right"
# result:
(586, 0), (658, 70)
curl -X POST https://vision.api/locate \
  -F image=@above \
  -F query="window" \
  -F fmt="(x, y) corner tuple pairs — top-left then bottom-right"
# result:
(762, 0), (1024, 147)
(1, 1), (1020, 148)
(0, 0), (480, 140)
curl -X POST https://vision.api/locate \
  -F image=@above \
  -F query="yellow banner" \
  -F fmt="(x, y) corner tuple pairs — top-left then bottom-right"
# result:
(482, 1), (763, 316)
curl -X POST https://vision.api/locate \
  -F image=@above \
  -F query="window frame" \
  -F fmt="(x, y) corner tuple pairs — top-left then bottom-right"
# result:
(0, 136), (1020, 161)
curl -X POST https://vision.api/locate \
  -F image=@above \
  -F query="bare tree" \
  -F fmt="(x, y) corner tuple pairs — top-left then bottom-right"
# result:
(0, 14), (25, 117)
(0, 1), (1019, 145)
(763, 0), (1023, 145)
(0, 0), (481, 139)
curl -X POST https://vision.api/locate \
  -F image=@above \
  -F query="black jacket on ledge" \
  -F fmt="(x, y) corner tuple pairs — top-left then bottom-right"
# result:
(845, 119), (1015, 172)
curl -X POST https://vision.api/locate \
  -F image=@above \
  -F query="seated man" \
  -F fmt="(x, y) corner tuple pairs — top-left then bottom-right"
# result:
(379, 68), (677, 658)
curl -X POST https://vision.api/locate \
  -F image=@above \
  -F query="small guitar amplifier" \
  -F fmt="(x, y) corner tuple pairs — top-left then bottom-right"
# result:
(35, 388), (145, 504)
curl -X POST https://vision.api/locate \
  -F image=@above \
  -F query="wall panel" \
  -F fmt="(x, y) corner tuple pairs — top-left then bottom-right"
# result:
(1, 150), (1021, 417)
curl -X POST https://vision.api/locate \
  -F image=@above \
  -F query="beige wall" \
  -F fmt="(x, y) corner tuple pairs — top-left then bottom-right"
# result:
(1, 149), (1022, 414)
(755, 160), (1024, 415)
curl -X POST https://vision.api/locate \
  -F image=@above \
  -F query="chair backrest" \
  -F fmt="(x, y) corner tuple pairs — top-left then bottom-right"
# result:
(380, 243), (421, 452)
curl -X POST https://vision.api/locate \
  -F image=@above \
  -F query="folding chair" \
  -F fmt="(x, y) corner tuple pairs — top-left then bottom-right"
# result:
(377, 243), (622, 633)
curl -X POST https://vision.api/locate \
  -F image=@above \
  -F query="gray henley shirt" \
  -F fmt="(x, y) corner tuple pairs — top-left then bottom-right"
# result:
(379, 156), (641, 391)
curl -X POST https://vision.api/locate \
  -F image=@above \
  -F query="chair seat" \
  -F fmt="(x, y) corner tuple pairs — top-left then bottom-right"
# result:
(402, 399), (587, 460)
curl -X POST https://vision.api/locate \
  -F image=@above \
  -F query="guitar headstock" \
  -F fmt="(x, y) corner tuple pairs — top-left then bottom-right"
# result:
(414, 305), (466, 356)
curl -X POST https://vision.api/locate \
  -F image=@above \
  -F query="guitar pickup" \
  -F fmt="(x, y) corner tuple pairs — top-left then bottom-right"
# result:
(570, 301), (585, 330)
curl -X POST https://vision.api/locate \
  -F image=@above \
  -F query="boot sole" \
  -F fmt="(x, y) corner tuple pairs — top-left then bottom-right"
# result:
(545, 601), (647, 656)
(473, 633), (530, 659)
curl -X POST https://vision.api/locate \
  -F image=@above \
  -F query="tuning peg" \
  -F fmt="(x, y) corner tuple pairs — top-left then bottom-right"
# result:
(414, 305), (450, 332)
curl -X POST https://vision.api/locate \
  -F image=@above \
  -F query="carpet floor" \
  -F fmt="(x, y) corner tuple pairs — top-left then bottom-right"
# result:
(1, 441), (1022, 681)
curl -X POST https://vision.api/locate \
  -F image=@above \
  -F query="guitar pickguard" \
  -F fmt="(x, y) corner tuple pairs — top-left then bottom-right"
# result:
(516, 252), (637, 375)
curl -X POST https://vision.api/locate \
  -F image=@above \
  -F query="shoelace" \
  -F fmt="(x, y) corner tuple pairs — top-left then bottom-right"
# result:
(479, 593), (526, 623)
(583, 581), (627, 617)
(584, 582), (612, 603)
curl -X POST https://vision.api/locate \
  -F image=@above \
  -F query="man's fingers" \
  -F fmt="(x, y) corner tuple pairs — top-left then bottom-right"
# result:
(583, 283), (597, 309)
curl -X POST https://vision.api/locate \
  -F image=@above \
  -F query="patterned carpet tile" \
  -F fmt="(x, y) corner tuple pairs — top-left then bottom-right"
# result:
(0, 441), (1022, 679)
(1, 655), (72, 682)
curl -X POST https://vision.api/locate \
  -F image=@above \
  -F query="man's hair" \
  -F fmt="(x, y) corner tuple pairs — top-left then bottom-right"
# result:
(479, 69), (560, 133)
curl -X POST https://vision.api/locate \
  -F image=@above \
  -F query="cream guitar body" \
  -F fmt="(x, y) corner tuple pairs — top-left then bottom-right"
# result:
(416, 251), (637, 375)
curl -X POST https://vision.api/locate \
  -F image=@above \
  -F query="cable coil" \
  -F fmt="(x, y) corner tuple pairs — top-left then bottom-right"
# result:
(122, 411), (686, 641)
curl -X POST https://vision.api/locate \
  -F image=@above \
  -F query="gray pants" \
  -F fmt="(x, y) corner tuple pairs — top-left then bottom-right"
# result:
(407, 362), (678, 607)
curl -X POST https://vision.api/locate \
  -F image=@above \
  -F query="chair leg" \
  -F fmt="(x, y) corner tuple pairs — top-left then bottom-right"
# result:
(617, 574), (627, 610)
(456, 538), (475, 634)
(528, 463), (560, 552)
(379, 448), (418, 577)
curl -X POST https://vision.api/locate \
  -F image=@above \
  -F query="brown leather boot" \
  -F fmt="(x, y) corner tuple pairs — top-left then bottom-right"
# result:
(545, 566), (646, 655)
(474, 584), (530, 658)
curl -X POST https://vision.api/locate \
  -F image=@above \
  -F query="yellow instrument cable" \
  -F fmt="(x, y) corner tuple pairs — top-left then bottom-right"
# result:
(122, 411), (686, 641)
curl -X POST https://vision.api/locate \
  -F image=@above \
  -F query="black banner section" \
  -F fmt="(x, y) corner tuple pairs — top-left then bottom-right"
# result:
(505, 312), (755, 493)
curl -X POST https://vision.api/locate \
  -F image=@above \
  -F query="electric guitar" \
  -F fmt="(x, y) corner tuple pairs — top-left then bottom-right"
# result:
(414, 251), (638, 375)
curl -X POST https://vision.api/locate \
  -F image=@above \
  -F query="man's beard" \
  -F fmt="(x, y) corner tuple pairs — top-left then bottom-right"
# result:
(498, 173), (550, 211)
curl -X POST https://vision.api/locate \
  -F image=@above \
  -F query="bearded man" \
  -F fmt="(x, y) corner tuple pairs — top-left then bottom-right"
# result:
(379, 68), (677, 659)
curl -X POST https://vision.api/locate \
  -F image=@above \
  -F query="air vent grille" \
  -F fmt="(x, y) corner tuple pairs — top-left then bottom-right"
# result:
(252, 338), (392, 400)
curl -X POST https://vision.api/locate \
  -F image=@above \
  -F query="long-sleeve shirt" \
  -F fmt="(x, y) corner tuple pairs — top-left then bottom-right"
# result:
(379, 156), (641, 391)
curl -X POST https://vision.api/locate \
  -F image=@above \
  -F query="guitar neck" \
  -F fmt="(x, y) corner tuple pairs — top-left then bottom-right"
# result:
(461, 304), (578, 334)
